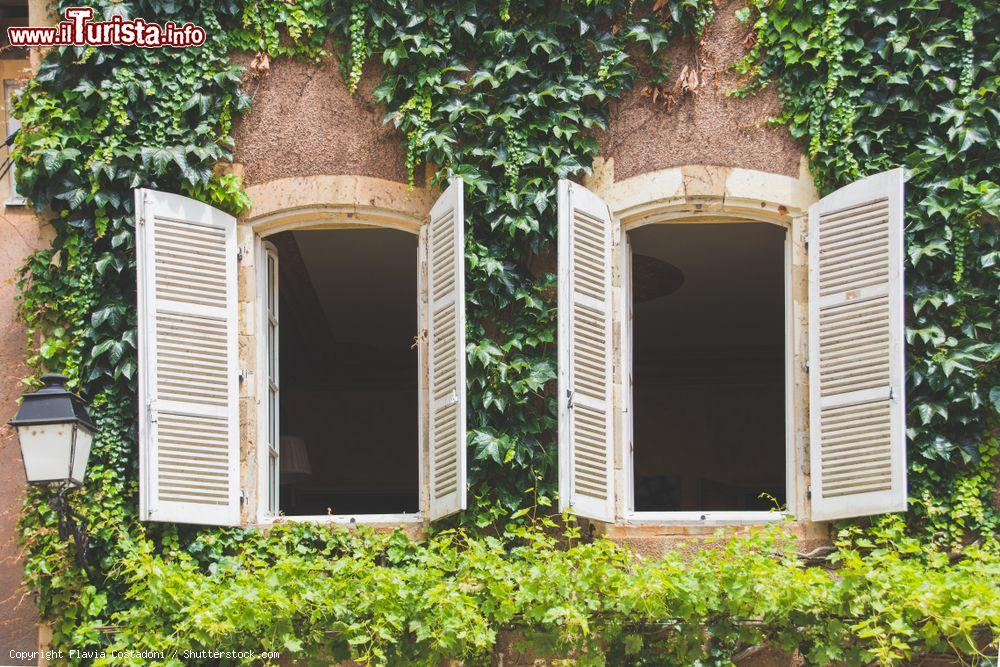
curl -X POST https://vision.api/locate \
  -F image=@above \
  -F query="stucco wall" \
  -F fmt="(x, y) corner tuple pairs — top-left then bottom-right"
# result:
(0, 54), (44, 666)
(0, 212), (45, 667)
(232, 54), (411, 187)
(597, 0), (803, 181)
(232, 0), (802, 189)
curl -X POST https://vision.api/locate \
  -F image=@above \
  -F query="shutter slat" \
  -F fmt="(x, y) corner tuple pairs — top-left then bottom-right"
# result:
(427, 179), (467, 521)
(136, 188), (240, 526)
(558, 181), (615, 522)
(808, 169), (906, 521)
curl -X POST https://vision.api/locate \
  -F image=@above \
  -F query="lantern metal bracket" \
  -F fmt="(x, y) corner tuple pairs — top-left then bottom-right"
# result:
(52, 485), (99, 582)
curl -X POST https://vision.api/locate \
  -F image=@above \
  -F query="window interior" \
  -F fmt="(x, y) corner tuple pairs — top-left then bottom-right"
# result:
(0, 1), (29, 55)
(272, 228), (419, 516)
(629, 222), (786, 513)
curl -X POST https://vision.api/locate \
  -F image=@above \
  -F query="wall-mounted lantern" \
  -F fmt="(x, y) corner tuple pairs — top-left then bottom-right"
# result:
(10, 373), (96, 486)
(10, 373), (97, 578)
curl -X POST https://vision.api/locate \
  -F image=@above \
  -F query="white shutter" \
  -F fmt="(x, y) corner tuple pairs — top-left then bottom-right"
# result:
(557, 180), (615, 522)
(135, 188), (240, 526)
(808, 168), (906, 521)
(427, 178), (467, 520)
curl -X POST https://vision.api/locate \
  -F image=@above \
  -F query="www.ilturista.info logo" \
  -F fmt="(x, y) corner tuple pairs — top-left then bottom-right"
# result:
(7, 7), (206, 48)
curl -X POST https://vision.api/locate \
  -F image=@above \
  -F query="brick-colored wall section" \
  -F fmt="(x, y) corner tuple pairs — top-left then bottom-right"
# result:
(0, 205), (46, 666)
(0, 52), (45, 665)
(281, 641), (968, 665)
(597, 0), (803, 181)
(492, 640), (801, 666)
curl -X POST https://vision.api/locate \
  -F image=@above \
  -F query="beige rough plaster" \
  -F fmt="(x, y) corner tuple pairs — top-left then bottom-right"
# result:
(26, 0), (56, 70)
(239, 173), (439, 531)
(598, 0), (803, 182)
(583, 160), (828, 550)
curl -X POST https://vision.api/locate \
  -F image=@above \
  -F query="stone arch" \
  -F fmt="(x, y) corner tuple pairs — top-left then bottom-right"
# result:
(585, 160), (818, 229)
(243, 175), (439, 236)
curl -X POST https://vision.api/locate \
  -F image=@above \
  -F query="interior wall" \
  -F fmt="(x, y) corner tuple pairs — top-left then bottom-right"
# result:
(274, 228), (420, 516)
(629, 222), (786, 512)
(632, 362), (785, 511)
(281, 384), (419, 515)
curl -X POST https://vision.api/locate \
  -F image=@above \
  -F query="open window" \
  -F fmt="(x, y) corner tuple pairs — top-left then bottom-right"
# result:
(557, 170), (906, 525)
(254, 180), (467, 523)
(255, 179), (467, 523)
(136, 181), (467, 527)
(626, 222), (788, 518)
(4, 80), (24, 205)
(261, 228), (421, 519)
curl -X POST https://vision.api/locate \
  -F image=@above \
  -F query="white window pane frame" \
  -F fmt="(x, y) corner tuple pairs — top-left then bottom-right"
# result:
(257, 240), (280, 519)
(253, 229), (427, 525)
(619, 219), (796, 525)
(4, 80), (25, 206)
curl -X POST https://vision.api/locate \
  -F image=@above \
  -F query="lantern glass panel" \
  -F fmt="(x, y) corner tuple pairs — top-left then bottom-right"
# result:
(18, 423), (74, 483)
(70, 425), (94, 485)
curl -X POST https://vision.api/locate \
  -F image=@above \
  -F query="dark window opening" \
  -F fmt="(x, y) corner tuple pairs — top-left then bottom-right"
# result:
(0, 1), (30, 56)
(630, 223), (786, 512)
(274, 228), (419, 516)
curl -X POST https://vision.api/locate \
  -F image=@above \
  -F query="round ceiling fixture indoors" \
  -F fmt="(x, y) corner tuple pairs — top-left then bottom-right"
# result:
(632, 254), (684, 303)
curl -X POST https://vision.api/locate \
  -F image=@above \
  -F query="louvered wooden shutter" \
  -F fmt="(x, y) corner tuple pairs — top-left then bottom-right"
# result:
(557, 180), (615, 522)
(808, 168), (906, 521)
(427, 178), (467, 520)
(135, 189), (240, 526)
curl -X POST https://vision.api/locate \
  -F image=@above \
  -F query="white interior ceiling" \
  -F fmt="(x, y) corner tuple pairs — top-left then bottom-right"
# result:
(292, 228), (417, 356)
(629, 222), (785, 354)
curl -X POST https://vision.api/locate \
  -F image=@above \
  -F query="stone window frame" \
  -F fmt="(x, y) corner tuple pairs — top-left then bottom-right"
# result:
(237, 175), (437, 531)
(583, 160), (827, 537)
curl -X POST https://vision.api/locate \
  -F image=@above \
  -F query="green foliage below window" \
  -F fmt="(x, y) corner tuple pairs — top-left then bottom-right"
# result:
(8, 0), (999, 663)
(98, 520), (1000, 666)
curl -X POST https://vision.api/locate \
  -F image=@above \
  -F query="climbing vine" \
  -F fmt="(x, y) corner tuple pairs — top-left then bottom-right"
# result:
(7, 0), (999, 663)
(737, 0), (1000, 545)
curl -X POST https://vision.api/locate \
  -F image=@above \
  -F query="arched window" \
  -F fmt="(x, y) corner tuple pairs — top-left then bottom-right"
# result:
(134, 177), (468, 527)
(556, 166), (907, 526)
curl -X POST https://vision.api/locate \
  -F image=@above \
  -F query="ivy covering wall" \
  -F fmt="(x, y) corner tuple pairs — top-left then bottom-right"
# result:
(9, 0), (999, 664)
(737, 0), (1000, 547)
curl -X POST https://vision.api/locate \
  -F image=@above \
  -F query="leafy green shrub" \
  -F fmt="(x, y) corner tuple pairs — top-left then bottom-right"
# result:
(95, 519), (999, 665)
